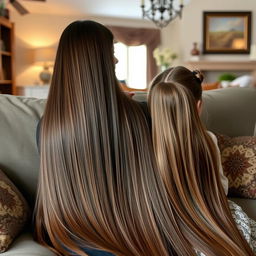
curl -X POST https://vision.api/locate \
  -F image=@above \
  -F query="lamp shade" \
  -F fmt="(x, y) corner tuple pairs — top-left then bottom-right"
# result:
(34, 47), (55, 66)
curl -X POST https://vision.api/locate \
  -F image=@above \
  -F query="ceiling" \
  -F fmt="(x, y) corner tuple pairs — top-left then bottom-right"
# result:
(8, 0), (190, 19)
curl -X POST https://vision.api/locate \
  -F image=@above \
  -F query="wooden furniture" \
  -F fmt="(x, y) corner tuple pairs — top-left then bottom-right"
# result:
(186, 60), (256, 84)
(0, 17), (14, 95)
(16, 85), (50, 99)
(119, 82), (147, 92)
(202, 81), (221, 90)
(186, 60), (256, 71)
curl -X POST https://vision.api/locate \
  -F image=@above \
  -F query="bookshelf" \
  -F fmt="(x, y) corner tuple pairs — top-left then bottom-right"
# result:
(0, 17), (14, 94)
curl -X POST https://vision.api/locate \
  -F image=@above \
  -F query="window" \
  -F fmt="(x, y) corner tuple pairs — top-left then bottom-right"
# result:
(114, 42), (147, 89)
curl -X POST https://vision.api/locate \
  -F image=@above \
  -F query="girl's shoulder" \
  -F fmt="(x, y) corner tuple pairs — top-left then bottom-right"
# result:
(206, 130), (217, 141)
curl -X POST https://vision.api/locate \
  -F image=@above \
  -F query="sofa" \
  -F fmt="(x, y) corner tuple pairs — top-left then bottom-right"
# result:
(0, 87), (255, 255)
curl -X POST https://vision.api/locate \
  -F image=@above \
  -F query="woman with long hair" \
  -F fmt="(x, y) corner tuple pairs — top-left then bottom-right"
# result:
(34, 20), (188, 256)
(148, 66), (256, 255)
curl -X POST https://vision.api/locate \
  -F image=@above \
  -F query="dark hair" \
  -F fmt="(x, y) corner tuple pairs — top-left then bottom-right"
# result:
(35, 20), (197, 256)
(149, 66), (204, 101)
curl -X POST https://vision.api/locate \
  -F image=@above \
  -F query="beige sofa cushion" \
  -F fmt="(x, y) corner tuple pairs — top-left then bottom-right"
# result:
(0, 88), (255, 220)
(1, 233), (55, 256)
(0, 95), (45, 207)
(133, 88), (256, 137)
(201, 88), (256, 137)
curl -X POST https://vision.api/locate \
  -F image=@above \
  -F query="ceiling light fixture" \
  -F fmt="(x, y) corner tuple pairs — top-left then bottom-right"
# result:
(141, 0), (184, 29)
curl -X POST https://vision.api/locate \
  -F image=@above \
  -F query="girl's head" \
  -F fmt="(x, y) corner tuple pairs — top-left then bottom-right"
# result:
(150, 66), (204, 104)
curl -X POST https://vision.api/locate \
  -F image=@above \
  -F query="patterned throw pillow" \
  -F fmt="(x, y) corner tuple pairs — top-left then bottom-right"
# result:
(216, 134), (256, 199)
(0, 169), (29, 252)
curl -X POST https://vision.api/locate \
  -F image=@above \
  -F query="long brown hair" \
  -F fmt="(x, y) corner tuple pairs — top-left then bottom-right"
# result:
(149, 69), (254, 255)
(34, 21), (199, 256)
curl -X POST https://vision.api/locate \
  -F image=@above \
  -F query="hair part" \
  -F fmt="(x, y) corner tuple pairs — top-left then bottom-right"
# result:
(149, 66), (204, 101)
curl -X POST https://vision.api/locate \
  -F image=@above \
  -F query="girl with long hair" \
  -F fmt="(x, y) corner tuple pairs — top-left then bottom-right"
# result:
(149, 67), (229, 194)
(148, 66), (256, 255)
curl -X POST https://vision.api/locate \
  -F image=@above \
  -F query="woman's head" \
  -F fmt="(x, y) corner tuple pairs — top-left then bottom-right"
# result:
(55, 20), (115, 67)
(150, 66), (204, 102)
(49, 20), (118, 104)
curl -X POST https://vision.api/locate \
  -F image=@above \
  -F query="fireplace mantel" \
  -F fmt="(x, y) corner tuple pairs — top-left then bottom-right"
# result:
(186, 60), (256, 71)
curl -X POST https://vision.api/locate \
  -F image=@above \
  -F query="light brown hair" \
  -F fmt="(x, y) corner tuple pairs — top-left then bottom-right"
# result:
(148, 78), (254, 255)
(34, 21), (198, 256)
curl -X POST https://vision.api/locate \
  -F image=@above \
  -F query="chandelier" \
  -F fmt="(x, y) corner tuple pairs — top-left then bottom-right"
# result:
(141, 0), (184, 28)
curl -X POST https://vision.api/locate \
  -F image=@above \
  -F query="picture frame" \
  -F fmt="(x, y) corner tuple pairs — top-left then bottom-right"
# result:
(203, 11), (251, 54)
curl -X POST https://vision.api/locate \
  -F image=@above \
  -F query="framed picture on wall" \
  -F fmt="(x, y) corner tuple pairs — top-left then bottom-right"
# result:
(203, 11), (251, 54)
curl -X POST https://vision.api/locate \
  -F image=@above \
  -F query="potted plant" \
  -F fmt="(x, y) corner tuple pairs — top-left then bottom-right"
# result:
(153, 48), (177, 71)
(218, 73), (237, 88)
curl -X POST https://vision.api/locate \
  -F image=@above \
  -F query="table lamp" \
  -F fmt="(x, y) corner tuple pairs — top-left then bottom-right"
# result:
(34, 47), (55, 85)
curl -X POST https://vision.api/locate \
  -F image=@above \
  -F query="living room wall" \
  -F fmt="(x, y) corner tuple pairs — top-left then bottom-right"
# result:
(161, 0), (256, 64)
(10, 0), (256, 86)
(11, 12), (156, 86)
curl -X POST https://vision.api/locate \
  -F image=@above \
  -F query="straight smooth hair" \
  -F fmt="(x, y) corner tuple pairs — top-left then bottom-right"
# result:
(35, 21), (196, 256)
(149, 77), (254, 255)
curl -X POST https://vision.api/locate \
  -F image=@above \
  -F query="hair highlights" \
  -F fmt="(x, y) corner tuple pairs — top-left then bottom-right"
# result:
(149, 80), (254, 255)
(35, 21), (192, 256)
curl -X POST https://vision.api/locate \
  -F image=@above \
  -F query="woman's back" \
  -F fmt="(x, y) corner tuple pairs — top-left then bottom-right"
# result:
(34, 20), (191, 256)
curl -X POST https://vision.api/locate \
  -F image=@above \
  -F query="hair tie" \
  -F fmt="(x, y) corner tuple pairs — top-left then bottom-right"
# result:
(192, 70), (204, 83)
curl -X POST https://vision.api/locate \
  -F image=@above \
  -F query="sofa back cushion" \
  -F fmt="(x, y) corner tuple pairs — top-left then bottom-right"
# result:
(133, 87), (256, 137)
(0, 87), (255, 207)
(0, 95), (45, 206)
(200, 88), (256, 137)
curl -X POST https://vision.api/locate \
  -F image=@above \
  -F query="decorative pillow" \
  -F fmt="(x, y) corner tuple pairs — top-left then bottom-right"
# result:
(0, 169), (29, 252)
(230, 75), (253, 88)
(216, 134), (256, 199)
